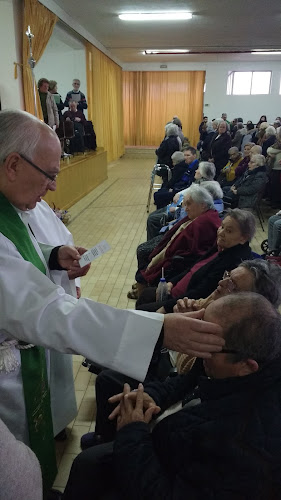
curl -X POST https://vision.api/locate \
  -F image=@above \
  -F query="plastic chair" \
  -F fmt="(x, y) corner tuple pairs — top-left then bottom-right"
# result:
(146, 164), (172, 213)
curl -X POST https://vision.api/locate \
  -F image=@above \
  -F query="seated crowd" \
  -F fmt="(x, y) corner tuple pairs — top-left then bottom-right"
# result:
(3, 109), (281, 500)
(60, 112), (281, 499)
(38, 77), (97, 155)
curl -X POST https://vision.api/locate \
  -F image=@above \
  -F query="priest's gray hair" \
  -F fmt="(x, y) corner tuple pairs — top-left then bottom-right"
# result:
(225, 208), (256, 241)
(202, 181), (223, 200)
(185, 184), (215, 210)
(198, 161), (216, 180)
(0, 109), (51, 164)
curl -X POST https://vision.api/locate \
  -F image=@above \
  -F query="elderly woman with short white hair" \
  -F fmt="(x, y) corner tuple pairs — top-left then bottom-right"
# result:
(137, 184), (221, 289)
(155, 123), (180, 168)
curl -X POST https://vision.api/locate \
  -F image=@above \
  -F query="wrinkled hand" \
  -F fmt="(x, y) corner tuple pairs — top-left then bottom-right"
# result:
(173, 193), (180, 204)
(163, 309), (224, 358)
(173, 297), (198, 313)
(58, 246), (91, 278)
(116, 384), (160, 431)
(108, 385), (158, 421)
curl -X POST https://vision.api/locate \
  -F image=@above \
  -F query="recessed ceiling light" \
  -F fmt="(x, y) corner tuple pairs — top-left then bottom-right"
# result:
(251, 51), (281, 55)
(145, 49), (190, 54)
(119, 12), (192, 21)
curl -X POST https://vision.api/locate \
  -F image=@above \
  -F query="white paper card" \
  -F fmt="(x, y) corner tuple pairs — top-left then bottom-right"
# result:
(79, 240), (111, 267)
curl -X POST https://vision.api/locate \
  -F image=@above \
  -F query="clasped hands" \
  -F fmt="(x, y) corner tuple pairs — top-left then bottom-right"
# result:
(108, 383), (161, 431)
(57, 245), (91, 279)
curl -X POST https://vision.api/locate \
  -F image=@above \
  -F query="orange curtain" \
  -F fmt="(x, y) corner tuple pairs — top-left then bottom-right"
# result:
(123, 71), (205, 148)
(23, 0), (57, 118)
(86, 43), (124, 163)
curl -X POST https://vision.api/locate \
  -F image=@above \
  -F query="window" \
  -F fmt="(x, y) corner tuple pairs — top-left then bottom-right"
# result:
(227, 71), (271, 95)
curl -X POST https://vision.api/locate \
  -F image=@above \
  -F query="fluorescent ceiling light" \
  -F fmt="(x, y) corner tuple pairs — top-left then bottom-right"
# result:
(119, 12), (192, 21)
(145, 49), (190, 54)
(251, 51), (281, 55)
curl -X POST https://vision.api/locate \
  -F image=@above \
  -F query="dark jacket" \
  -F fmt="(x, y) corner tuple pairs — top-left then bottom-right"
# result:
(63, 109), (87, 125)
(165, 159), (199, 191)
(210, 132), (232, 174)
(201, 131), (216, 160)
(114, 355), (281, 500)
(64, 90), (88, 110)
(156, 136), (180, 168)
(262, 135), (276, 156)
(163, 242), (252, 312)
(234, 165), (267, 208)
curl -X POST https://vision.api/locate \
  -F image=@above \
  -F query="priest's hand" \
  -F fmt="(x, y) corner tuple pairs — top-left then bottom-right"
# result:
(163, 309), (224, 358)
(116, 384), (160, 431)
(58, 245), (91, 278)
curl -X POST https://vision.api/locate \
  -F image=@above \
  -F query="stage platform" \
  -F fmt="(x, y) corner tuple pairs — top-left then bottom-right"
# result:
(44, 148), (107, 210)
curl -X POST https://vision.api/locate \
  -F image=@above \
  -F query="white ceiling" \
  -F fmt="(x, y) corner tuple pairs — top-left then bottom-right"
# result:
(49, 0), (281, 63)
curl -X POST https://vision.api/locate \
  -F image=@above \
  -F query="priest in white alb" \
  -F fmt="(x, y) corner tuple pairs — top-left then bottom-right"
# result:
(0, 110), (224, 493)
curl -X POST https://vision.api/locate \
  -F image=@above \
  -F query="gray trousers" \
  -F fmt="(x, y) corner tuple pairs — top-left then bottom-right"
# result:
(147, 207), (171, 240)
(268, 215), (281, 252)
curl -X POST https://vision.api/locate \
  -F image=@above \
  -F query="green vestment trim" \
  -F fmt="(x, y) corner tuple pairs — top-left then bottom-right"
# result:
(0, 192), (57, 491)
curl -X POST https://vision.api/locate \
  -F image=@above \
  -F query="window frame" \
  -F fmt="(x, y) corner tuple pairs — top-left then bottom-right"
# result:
(226, 71), (272, 96)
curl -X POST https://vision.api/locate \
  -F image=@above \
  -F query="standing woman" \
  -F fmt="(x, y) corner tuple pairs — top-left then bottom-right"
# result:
(155, 123), (180, 169)
(48, 80), (64, 121)
(209, 121), (232, 177)
(267, 129), (281, 207)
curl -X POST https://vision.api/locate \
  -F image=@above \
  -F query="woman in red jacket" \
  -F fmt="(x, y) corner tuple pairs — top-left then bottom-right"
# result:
(136, 185), (221, 291)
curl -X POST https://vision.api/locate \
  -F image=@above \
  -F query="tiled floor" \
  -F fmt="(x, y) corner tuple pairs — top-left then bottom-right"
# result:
(53, 153), (274, 490)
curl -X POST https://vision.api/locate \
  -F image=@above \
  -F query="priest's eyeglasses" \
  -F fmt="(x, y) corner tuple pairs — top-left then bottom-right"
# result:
(19, 154), (58, 183)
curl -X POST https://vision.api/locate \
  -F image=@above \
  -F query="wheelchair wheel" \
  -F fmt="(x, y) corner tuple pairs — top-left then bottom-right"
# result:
(261, 239), (268, 253)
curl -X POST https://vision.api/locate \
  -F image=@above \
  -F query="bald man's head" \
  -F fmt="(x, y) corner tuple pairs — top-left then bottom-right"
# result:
(203, 293), (281, 379)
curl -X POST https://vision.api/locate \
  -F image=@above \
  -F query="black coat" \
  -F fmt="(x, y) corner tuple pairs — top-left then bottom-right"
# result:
(262, 135), (276, 156)
(156, 136), (180, 168)
(234, 165), (267, 208)
(201, 131), (216, 160)
(163, 242), (252, 313)
(114, 355), (281, 499)
(165, 160), (199, 191)
(210, 132), (232, 174)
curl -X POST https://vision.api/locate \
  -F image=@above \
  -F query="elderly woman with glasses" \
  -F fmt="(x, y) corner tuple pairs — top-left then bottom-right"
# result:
(136, 209), (255, 312)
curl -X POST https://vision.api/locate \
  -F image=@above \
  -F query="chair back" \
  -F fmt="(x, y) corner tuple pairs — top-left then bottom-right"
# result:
(64, 120), (75, 139)
(56, 121), (64, 140)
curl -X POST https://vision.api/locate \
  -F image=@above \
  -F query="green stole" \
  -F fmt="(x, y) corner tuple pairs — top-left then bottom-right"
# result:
(0, 193), (57, 491)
